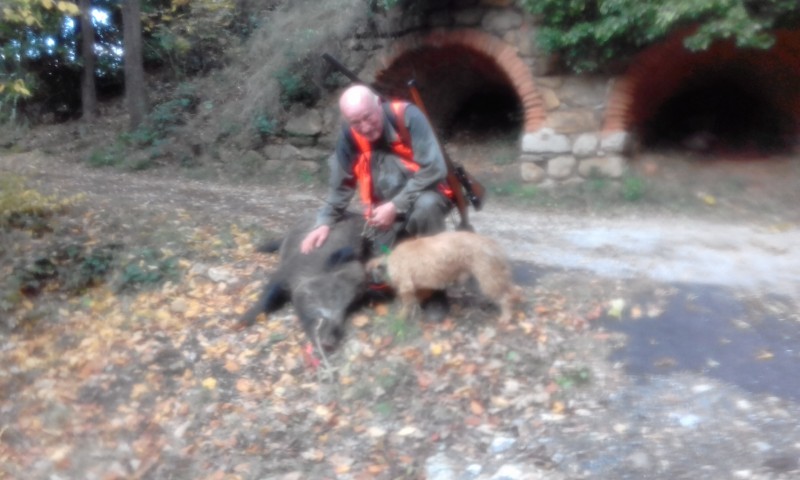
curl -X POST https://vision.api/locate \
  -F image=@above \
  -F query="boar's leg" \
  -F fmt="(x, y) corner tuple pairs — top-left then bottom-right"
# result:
(238, 280), (289, 327)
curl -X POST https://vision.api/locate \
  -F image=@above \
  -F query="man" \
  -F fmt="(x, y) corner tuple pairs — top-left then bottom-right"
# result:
(300, 84), (453, 318)
(300, 84), (453, 255)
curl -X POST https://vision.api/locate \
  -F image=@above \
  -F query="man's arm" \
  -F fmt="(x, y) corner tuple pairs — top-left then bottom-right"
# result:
(390, 104), (448, 213)
(303, 133), (358, 253)
(315, 134), (358, 228)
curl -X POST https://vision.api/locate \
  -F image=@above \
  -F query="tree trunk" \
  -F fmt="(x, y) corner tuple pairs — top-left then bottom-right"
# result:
(122, 0), (147, 129)
(79, 0), (97, 121)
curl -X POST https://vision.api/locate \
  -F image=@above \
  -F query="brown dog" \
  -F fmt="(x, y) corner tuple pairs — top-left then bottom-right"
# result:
(366, 231), (521, 322)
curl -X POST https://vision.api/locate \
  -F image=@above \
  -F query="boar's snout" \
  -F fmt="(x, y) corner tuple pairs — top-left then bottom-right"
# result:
(317, 318), (345, 352)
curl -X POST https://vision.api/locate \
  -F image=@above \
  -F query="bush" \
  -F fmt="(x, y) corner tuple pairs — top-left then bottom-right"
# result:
(10, 243), (120, 298)
(116, 248), (181, 292)
(275, 66), (320, 108)
(621, 173), (646, 201)
(520, 0), (800, 73)
(121, 85), (199, 149)
(0, 175), (82, 228)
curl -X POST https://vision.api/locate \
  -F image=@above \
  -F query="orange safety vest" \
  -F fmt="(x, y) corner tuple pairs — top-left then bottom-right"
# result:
(349, 101), (453, 216)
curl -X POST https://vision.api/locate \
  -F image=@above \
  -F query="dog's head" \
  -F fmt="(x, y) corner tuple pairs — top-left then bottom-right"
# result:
(365, 256), (389, 286)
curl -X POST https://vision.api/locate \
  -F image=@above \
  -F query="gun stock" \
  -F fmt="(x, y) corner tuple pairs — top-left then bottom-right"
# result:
(407, 80), (486, 213)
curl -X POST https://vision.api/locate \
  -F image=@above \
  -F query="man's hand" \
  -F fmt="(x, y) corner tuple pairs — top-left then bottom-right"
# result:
(368, 202), (397, 229)
(300, 225), (331, 253)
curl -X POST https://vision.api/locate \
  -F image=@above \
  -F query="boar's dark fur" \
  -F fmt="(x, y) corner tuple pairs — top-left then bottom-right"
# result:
(239, 213), (369, 351)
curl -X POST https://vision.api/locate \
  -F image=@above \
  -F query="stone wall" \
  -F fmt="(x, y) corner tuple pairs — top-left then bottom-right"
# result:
(271, 2), (800, 185)
(277, 0), (630, 184)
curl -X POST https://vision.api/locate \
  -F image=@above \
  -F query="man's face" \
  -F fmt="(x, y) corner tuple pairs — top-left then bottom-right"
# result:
(343, 101), (383, 142)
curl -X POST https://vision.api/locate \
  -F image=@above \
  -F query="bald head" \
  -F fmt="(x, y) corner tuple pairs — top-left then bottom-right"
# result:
(340, 85), (383, 141)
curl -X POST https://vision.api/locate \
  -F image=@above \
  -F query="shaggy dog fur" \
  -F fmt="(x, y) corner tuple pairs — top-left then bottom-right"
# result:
(239, 213), (368, 351)
(366, 231), (521, 322)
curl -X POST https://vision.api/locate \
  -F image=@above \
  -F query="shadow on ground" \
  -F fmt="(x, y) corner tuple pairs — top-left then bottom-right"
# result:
(601, 283), (800, 401)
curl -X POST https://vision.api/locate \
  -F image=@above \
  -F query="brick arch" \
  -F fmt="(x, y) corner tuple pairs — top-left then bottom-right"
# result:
(371, 29), (545, 133)
(603, 29), (800, 135)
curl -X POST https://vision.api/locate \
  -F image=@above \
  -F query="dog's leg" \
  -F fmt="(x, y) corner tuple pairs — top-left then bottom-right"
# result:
(497, 286), (522, 323)
(397, 289), (418, 321)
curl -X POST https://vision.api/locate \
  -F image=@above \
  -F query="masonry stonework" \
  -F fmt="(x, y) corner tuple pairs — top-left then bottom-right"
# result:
(282, 2), (800, 185)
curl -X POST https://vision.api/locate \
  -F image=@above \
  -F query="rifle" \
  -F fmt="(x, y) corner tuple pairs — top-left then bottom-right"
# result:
(322, 53), (486, 231)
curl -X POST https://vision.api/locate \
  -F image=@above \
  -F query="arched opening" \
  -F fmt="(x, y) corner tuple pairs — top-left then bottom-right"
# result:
(371, 30), (542, 172)
(605, 29), (800, 158)
(447, 85), (522, 140)
(640, 66), (796, 155)
(374, 44), (523, 142)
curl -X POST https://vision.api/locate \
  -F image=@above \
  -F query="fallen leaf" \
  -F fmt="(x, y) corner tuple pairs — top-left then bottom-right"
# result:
(756, 350), (774, 360)
(314, 404), (334, 422)
(351, 314), (369, 328)
(697, 192), (717, 205)
(490, 396), (510, 409)
(49, 444), (72, 469)
(329, 453), (354, 474)
(413, 371), (433, 390)
(464, 416), (482, 427)
(236, 378), (253, 393)
(201, 377), (217, 390)
(397, 426), (419, 437)
(302, 449), (324, 462)
(224, 359), (241, 373)
(131, 383), (149, 400)
(470, 400), (485, 415)
(607, 298), (626, 319)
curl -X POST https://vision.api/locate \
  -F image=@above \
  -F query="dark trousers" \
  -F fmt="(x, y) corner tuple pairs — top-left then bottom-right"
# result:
(370, 190), (452, 253)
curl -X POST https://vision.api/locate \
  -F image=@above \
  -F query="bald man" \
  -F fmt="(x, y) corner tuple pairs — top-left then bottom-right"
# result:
(300, 85), (453, 255)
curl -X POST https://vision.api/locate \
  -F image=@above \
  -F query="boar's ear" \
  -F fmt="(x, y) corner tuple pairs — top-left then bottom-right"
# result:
(326, 246), (357, 270)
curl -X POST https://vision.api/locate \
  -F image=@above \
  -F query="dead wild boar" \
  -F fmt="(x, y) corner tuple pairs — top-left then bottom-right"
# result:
(239, 213), (368, 351)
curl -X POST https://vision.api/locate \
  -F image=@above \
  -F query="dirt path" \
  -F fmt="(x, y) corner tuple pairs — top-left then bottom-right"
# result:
(8, 149), (799, 301)
(2, 150), (800, 479)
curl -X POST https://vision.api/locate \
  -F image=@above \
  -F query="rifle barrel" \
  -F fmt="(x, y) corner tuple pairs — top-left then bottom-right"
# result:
(322, 53), (363, 85)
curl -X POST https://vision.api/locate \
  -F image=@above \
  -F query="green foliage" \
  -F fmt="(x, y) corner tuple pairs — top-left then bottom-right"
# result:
(253, 113), (277, 136)
(143, 0), (238, 78)
(621, 173), (646, 201)
(490, 180), (540, 200)
(129, 87), (198, 146)
(520, 0), (800, 72)
(103, 85), (199, 167)
(116, 247), (181, 292)
(88, 145), (126, 168)
(11, 243), (120, 298)
(12, 257), (57, 296)
(0, 174), (82, 227)
(555, 367), (592, 388)
(275, 66), (319, 109)
(0, 0), (90, 121)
